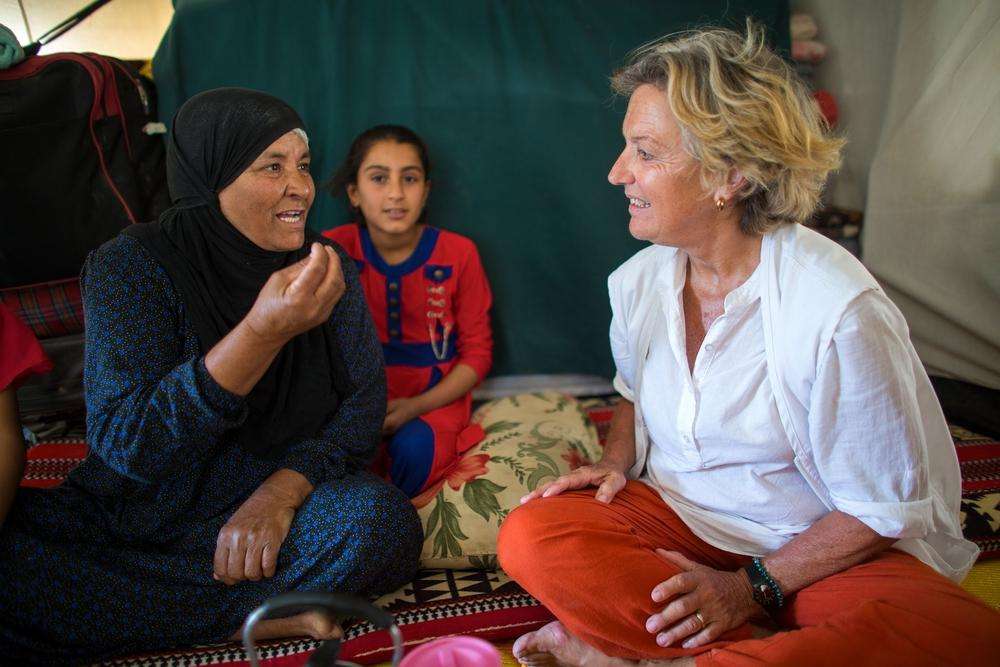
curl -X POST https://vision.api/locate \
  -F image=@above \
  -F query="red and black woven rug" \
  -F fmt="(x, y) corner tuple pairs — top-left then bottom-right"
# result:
(16, 400), (1000, 665)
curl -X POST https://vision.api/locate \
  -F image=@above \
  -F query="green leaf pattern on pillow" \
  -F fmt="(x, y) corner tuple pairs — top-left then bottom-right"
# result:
(413, 391), (601, 569)
(426, 492), (468, 559)
(463, 478), (507, 522)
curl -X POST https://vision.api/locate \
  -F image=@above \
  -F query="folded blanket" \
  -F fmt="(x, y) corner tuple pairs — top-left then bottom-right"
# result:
(0, 23), (25, 70)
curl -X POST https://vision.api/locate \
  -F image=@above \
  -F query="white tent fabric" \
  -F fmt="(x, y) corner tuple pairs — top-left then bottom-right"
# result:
(863, 0), (1000, 389)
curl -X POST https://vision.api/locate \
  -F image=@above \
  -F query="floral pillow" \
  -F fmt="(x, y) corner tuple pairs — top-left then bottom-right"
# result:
(414, 391), (602, 569)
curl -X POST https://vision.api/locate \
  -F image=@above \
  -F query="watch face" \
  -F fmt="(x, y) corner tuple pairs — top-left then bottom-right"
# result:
(745, 562), (779, 610)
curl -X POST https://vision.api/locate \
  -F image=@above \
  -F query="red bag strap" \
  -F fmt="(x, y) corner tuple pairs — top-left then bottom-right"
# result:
(0, 54), (138, 225)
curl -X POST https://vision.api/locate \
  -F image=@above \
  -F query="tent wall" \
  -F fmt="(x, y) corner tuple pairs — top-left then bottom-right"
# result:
(790, 0), (901, 212)
(152, 0), (790, 378)
(793, 0), (998, 390)
(0, 0), (172, 59)
(861, 1), (999, 389)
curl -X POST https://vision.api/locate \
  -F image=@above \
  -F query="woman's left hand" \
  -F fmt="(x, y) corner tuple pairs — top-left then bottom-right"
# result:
(383, 398), (422, 435)
(644, 549), (758, 649)
(213, 485), (297, 585)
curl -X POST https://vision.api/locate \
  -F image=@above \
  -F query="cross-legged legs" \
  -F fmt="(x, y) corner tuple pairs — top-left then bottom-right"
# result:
(498, 480), (1000, 666)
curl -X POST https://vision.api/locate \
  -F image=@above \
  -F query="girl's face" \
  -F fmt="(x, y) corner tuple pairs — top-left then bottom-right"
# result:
(347, 139), (430, 237)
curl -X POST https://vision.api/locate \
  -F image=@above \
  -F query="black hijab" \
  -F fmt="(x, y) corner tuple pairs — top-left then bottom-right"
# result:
(125, 87), (350, 458)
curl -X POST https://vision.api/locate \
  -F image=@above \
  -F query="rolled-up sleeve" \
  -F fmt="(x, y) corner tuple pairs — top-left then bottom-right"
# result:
(808, 291), (934, 539)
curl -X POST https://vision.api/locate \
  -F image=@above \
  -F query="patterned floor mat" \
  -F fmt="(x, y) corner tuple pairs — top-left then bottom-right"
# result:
(17, 398), (1000, 662)
(95, 568), (551, 666)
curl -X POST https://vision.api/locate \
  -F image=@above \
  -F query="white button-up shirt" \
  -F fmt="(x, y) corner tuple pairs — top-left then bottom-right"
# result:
(636, 256), (828, 554)
(609, 226), (978, 579)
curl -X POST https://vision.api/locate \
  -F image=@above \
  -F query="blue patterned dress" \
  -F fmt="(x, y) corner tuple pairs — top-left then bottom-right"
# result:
(0, 235), (423, 664)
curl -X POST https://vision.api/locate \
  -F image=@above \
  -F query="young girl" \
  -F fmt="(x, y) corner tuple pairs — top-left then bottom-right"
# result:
(324, 125), (493, 498)
(0, 301), (53, 525)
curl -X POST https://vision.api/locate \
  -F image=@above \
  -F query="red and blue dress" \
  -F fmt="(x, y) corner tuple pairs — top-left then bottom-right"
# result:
(324, 224), (493, 497)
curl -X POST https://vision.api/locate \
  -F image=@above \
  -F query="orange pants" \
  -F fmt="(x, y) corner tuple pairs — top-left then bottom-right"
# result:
(497, 481), (1000, 666)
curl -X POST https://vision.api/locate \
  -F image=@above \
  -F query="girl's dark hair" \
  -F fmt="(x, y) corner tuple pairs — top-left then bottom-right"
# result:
(326, 124), (432, 198)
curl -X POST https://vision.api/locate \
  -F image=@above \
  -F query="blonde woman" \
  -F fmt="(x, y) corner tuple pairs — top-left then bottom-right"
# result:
(498, 23), (998, 667)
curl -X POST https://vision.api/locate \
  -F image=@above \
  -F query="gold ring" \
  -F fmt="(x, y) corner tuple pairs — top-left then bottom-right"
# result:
(694, 611), (706, 628)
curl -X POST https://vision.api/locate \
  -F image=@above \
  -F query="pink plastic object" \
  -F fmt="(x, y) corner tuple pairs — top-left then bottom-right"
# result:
(399, 636), (502, 667)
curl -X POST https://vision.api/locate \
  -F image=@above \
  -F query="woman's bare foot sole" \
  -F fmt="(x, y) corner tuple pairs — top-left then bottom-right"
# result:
(230, 610), (343, 642)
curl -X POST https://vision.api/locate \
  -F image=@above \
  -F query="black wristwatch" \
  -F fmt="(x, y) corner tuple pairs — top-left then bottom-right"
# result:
(743, 557), (785, 614)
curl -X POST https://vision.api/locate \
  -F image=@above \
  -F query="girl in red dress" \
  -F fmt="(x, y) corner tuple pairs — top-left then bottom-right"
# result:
(0, 302), (52, 525)
(324, 126), (493, 498)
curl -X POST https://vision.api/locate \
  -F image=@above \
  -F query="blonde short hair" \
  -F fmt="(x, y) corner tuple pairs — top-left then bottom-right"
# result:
(611, 22), (843, 235)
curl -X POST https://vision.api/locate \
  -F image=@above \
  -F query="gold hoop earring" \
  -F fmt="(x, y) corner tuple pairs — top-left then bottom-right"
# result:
(716, 198), (726, 211)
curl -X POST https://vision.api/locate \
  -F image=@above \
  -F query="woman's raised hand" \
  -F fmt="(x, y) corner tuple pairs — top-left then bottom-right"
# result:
(245, 243), (345, 344)
(519, 461), (627, 505)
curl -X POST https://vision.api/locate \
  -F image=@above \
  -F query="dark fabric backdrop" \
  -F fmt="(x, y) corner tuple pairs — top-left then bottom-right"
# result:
(153, 0), (789, 378)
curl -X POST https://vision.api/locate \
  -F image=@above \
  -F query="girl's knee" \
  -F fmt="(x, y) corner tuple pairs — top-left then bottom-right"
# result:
(389, 420), (436, 496)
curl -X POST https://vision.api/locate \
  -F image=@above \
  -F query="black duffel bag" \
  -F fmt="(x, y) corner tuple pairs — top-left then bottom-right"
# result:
(0, 52), (168, 287)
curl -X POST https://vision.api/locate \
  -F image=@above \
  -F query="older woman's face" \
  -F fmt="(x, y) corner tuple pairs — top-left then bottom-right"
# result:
(218, 130), (314, 252)
(608, 84), (714, 247)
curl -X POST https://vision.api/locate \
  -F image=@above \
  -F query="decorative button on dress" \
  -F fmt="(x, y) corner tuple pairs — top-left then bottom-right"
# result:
(324, 224), (493, 497)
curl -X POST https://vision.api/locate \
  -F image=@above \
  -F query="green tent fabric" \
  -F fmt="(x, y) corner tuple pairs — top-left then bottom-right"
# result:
(153, 0), (789, 378)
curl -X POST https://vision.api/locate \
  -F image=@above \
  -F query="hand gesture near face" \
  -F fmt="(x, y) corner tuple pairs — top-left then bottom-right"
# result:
(245, 243), (345, 344)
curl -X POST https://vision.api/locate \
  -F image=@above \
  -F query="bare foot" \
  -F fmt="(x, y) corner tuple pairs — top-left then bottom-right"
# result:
(230, 610), (343, 642)
(513, 621), (692, 666)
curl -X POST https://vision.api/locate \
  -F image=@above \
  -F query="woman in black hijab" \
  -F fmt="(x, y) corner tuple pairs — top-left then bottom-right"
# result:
(0, 88), (422, 663)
